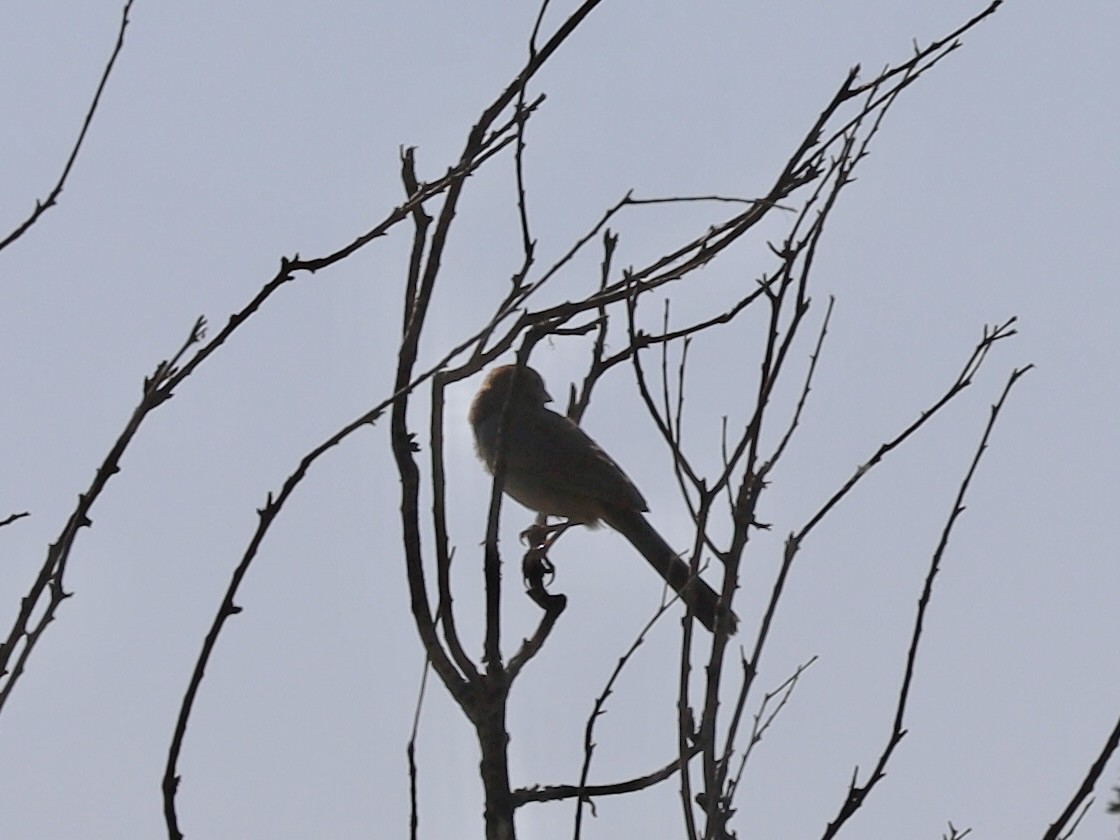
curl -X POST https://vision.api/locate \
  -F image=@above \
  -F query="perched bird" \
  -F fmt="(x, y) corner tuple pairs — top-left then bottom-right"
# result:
(469, 364), (733, 634)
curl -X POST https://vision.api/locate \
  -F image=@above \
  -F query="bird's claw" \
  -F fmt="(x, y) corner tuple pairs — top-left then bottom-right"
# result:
(520, 522), (554, 549)
(522, 543), (556, 589)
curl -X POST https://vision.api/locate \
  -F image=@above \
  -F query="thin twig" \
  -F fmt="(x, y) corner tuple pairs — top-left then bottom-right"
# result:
(162, 398), (391, 839)
(726, 656), (818, 801)
(0, 0), (136, 254)
(0, 512), (30, 529)
(821, 364), (1032, 838)
(407, 657), (432, 840)
(765, 296), (835, 470)
(799, 319), (1018, 543)
(573, 600), (678, 838)
(0, 317), (206, 718)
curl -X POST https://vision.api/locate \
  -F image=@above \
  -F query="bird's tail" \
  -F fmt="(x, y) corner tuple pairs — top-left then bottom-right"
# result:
(603, 507), (736, 635)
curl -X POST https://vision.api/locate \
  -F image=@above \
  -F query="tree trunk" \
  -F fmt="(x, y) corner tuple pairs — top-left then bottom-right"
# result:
(476, 688), (516, 840)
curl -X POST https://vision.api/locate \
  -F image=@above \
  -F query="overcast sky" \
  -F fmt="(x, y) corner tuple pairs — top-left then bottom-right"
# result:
(1, 2), (1118, 839)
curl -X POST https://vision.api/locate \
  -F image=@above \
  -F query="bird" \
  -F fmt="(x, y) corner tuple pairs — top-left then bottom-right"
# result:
(469, 364), (733, 634)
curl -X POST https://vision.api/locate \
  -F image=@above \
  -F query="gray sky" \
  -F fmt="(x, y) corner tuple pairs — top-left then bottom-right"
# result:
(1, 2), (1118, 838)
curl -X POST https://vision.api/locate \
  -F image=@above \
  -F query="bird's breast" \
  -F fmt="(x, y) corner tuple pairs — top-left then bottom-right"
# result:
(500, 470), (604, 526)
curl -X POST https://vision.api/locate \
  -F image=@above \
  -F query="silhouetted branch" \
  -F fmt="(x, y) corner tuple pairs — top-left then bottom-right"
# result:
(0, 316), (205, 718)
(725, 656), (818, 802)
(514, 745), (701, 806)
(800, 319), (1019, 543)
(941, 823), (973, 840)
(0, 512), (30, 529)
(572, 600), (679, 838)
(408, 658), (432, 840)
(766, 297), (835, 469)
(0, 0), (135, 254)
(822, 364), (1031, 838)
(163, 396), (389, 840)
(1042, 712), (1120, 840)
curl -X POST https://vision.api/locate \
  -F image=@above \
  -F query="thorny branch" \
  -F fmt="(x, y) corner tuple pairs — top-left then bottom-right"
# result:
(821, 364), (1031, 839)
(572, 600), (681, 839)
(0, 316), (206, 716)
(4, 4), (1044, 840)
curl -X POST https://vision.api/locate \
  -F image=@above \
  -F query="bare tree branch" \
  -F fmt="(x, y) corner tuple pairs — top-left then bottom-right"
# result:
(0, 512), (30, 530)
(821, 364), (1032, 838)
(0, 0), (136, 254)
(1042, 712), (1120, 840)
(162, 390), (391, 840)
(573, 600), (679, 838)
(0, 316), (206, 717)
(408, 658), (432, 840)
(514, 745), (702, 807)
(725, 656), (818, 802)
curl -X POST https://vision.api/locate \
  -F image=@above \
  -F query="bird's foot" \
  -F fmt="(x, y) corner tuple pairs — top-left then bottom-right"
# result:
(522, 544), (556, 590)
(519, 522), (554, 549)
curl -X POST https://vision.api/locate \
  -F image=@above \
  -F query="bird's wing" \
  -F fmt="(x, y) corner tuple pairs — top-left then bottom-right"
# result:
(502, 407), (649, 513)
